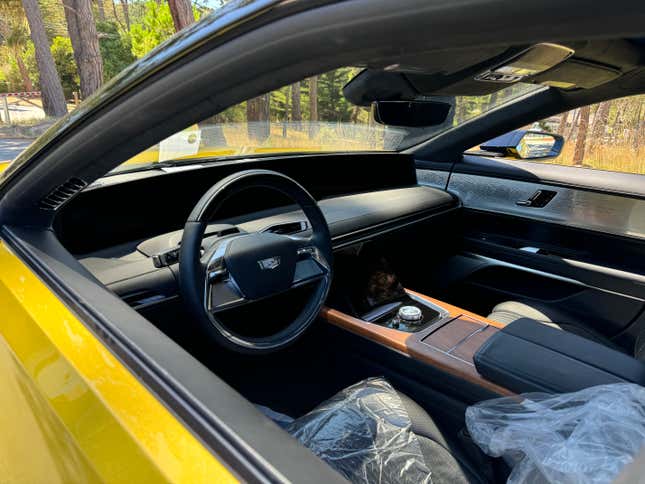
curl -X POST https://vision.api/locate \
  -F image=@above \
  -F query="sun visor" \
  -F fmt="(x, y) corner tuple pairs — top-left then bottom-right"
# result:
(530, 59), (621, 89)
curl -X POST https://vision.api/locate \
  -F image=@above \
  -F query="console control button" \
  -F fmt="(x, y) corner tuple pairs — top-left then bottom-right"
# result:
(398, 305), (423, 323)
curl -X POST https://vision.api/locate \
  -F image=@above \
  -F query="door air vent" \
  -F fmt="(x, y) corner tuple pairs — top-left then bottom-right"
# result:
(38, 177), (87, 210)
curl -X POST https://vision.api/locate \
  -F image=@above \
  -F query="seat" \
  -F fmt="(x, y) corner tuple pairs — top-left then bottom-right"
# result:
(396, 392), (491, 484)
(487, 300), (627, 354)
(278, 378), (495, 484)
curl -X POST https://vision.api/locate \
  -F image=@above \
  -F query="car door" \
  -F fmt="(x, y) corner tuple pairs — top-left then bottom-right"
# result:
(418, 95), (645, 351)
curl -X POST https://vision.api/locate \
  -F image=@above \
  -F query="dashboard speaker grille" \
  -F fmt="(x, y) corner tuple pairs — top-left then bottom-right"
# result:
(38, 177), (87, 210)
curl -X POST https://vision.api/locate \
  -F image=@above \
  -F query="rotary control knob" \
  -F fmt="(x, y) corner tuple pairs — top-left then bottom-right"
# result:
(397, 305), (423, 324)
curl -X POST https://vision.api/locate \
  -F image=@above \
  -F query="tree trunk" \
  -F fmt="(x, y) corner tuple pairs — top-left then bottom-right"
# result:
(350, 105), (360, 123)
(567, 108), (580, 140)
(308, 76), (318, 139)
(589, 101), (611, 149)
(246, 95), (270, 141)
(63, 0), (104, 99)
(120, 0), (130, 30)
(168, 0), (195, 32)
(572, 105), (591, 167)
(633, 101), (643, 152)
(290, 81), (301, 130)
(556, 111), (567, 136)
(13, 48), (34, 92)
(21, 0), (67, 117)
(610, 99), (626, 144)
(110, 0), (124, 29)
(96, 0), (105, 21)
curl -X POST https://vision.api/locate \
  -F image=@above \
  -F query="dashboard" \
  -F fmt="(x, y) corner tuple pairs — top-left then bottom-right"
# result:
(56, 153), (458, 309)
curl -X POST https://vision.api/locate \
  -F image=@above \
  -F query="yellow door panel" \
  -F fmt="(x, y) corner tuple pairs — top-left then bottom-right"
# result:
(0, 240), (238, 483)
(0, 334), (102, 484)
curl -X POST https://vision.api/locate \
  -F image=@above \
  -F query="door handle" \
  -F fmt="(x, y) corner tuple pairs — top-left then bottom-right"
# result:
(516, 189), (556, 208)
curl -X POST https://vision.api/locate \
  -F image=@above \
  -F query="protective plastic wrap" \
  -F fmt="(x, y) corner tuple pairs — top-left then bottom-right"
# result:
(466, 383), (645, 484)
(285, 377), (432, 484)
(256, 404), (294, 429)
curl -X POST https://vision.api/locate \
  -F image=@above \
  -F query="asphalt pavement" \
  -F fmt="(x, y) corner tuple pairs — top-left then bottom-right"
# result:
(0, 138), (33, 162)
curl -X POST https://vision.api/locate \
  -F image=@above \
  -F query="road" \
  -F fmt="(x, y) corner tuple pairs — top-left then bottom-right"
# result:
(0, 139), (33, 162)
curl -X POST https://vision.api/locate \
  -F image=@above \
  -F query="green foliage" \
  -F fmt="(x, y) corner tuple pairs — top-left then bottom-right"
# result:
(49, 36), (78, 97)
(0, 69), (8, 92)
(97, 21), (135, 81)
(0, 51), (27, 92)
(317, 68), (357, 122)
(129, 1), (175, 58)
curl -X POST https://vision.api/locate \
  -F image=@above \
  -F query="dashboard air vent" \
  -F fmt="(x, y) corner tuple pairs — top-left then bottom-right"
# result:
(262, 221), (309, 235)
(38, 177), (87, 210)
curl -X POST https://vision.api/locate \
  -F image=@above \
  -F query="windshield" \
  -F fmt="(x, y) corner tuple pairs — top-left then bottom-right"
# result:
(116, 69), (543, 173)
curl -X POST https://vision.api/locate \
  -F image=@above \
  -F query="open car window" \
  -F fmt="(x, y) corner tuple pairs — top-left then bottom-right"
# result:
(469, 94), (645, 175)
(114, 68), (544, 173)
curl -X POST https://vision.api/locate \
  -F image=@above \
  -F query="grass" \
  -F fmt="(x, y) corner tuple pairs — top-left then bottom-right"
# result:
(546, 142), (644, 175)
(122, 122), (385, 166)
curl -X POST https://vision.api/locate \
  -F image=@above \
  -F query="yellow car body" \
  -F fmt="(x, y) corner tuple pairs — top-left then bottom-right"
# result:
(0, 242), (236, 483)
(1, 0), (643, 482)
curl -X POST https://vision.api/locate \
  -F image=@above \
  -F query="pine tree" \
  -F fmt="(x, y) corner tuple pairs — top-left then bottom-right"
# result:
(62, 0), (104, 99)
(168, 0), (194, 32)
(572, 105), (591, 167)
(21, 0), (67, 116)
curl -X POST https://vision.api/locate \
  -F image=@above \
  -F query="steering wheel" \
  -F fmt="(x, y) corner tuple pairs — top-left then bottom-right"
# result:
(179, 170), (333, 353)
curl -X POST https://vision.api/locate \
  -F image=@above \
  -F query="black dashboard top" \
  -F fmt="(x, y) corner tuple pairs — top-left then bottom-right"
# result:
(79, 185), (457, 305)
(55, 152), (421, 254)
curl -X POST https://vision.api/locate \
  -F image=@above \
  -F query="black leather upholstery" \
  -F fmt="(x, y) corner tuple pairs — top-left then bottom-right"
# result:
(474, 318), (645, 394)
(288, 388), (490, 483)
(488, 300), (627, 354)
(397, 392), (488, 484)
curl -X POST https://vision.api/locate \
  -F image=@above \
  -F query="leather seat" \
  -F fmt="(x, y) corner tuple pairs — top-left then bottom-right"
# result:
(286, 384), (494, 483)
(396, 392), (491, 484)
(487, 300), (627, 354)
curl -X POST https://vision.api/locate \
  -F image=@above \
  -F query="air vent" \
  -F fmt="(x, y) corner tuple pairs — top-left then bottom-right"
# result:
(38, 177), (87, 210)
(262, 221), (309, 235)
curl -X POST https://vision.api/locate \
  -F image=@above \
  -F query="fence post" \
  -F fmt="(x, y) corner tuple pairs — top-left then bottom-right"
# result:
(73, 91), (79, 106)
(1, 96), (10, 125)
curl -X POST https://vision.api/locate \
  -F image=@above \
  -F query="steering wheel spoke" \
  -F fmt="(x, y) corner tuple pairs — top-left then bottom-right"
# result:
(206, 270), (248, 313)
(292, 244), (330, 288)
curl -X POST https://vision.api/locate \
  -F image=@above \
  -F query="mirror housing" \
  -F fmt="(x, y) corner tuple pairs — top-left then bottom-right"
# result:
(373, 100), (452, 127)
(480, 130), (564, 159)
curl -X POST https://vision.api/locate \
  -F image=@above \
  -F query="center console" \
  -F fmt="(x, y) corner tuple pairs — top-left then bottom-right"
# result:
(322, 288), (512, 396)
(361, 293), (449, 333)
(324, 250), (645, 397)
(474, 318), (645, 393)
(322, 250), (512, 395)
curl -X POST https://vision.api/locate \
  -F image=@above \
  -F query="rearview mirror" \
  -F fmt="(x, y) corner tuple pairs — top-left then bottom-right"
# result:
(480, 130), (564, 159)
(373, 100), (452, 127)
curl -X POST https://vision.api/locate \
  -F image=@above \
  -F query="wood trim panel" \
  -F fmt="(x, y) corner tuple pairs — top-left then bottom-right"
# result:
(406, 289), (507, 328)
(321, 307), (411, 354)
(321, 289), (513, 396)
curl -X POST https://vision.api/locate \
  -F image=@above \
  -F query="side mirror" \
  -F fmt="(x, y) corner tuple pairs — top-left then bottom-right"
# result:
(373, 100), (452, 127)
(480, 130), (564, 160)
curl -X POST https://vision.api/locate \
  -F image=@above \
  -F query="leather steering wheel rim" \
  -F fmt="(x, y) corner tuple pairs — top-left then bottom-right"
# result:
(179, 169), (333, 353)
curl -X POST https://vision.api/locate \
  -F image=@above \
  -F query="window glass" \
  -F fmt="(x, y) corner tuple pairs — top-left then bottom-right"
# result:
(115, 68), (542, 173)
(476, 94), (645, 175)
